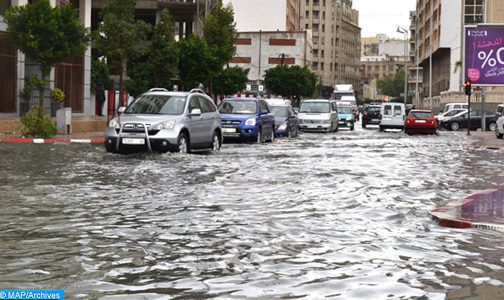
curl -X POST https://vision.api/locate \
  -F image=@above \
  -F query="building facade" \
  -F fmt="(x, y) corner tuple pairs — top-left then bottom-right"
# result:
(409, 10), (423, 108)
(0, 0), (92, 117)
(299, 0), (361, 97)
(224, 0), (293, 32)
(416, 0), (462, 110)
(229, 30), (313, 85)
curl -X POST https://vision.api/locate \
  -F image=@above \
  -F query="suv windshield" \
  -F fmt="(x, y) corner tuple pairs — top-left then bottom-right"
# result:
(271, 106), (288, 117)
(125, 95), (186, 115)
(219, 101), (257, 114)
(299, 102), (330, 113)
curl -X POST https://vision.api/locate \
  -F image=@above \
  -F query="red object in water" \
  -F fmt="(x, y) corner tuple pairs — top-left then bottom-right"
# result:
(107, 89), (115, 117)
(404, 110), (437, 134)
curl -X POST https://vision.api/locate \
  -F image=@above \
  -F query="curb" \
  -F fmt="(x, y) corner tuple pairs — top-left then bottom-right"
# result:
(0, 137), (104, 144)
(430, 187), (504, 232)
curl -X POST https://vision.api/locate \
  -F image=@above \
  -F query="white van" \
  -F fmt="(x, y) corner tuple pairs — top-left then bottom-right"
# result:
(379, 102), (405, 131)
(298, 99), (339, 132)
(442, 103), (468, 114)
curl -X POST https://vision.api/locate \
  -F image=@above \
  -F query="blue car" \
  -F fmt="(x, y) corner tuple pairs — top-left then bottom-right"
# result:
(270, 104), (299, 138)
(219, 98), (276, 143)
(337, 104), (355, 130)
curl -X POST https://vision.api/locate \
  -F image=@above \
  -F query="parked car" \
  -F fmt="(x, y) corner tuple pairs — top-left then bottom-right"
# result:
(440, 103), (468, 114)
(379, 102), (405, 131)
(104, 88), (222, 154)
(435, 109), (467, 126)
(404, 110), (437, 135)
(495, 104), (504, 119)
(440, 110), (497, 131)
(495, 114), (504, 138)
(337, 103), (355, 130)
(298, 99), (339, 132)
(362, 104), (381, 128)
(219, 98), (275, 143)
(269, 103), (299, 138)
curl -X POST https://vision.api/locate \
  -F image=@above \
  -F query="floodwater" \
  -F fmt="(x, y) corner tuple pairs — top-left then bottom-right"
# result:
(1, 126), (503, 299)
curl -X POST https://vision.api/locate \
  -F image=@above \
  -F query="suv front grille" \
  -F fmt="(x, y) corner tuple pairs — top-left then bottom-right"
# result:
(116, 123), (159, 135)
(222, 120), (241, 125)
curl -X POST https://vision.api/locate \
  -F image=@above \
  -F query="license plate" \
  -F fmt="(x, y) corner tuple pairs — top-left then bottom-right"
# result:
(122, 138), (145, 145)
(338, 121), (345, 124)
(223, 128), (236, 133)
(415, 120), (426, 123)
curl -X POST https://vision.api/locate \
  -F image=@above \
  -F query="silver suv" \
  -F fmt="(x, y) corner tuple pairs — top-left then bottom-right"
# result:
(104, 88), (222, 154)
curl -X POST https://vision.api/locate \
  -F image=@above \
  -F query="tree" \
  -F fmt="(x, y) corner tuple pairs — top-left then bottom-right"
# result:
(377, 70), (405, 101)
(91, 58), (111, 92)
(125, 55), (152, 98)
(149, 9), (178, 88)
(3, 0), (90, 107)
(93, 0), (150, 108)
(264, 65), (317, 107)
(213, 67), (249, 96)
(203, 0), (237, 95)
(178, 35), (215, 90)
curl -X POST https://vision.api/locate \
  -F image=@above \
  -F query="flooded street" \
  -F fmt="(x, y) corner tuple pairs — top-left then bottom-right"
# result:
(1, 126), (503, 299)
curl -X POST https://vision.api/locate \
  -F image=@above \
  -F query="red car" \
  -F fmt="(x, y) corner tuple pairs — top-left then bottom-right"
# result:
(405, 110), (437, 135)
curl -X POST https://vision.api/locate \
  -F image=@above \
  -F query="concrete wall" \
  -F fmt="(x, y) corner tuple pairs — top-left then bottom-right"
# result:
(440, 0), (462, 92)
(229, 31), (312, 83)
(223, 0), (287, 31)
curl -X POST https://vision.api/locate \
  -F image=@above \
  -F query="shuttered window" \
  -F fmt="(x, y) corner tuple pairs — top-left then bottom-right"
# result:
(55, 56), (84, 113)
(0, 36), (17, 113)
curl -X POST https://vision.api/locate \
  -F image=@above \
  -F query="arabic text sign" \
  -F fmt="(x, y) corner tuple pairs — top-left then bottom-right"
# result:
(465, 26), (504, 86)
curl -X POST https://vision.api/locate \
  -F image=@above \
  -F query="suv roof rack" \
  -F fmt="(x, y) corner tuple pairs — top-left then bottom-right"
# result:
(148, 88), (169, 92)
(189, 88), (206, 95)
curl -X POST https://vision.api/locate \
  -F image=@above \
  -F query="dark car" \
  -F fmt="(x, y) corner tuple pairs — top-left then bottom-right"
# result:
(270, 105), (299, 138)
(362, 104), (381, 128)
(219, 98), (276, 143)
(441, 110), (497, 131)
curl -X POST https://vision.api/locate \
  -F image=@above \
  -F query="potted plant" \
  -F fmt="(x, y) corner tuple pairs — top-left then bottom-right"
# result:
(50, 87), (65, 116)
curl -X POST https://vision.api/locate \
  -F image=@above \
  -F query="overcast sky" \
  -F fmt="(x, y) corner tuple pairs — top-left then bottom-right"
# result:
(224, 0), (417, 38)
(353, 0), (416, 38)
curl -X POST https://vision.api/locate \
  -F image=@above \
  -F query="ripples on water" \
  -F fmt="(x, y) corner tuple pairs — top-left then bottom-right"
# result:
(0, 128), (503, 299)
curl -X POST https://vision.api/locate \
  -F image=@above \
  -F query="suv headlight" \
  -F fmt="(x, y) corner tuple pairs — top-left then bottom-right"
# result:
(245, 118), (256, 126)
(324, 119), (332, 124)
(109, 118), (119, 128)
(278, 123), (287, 130)
(150, 120), (175, 130)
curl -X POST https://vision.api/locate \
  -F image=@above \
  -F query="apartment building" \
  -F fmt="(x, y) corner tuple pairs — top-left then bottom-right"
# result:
(409, 10), (423, 108)
(229, 30), (313, 84)
(416, 0), (462, 110)
(299, 0), (361, 97)
(0, 0), (92, 117)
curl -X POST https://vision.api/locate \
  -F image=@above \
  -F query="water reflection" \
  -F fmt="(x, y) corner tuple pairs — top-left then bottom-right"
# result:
(0, 129), (503, 299)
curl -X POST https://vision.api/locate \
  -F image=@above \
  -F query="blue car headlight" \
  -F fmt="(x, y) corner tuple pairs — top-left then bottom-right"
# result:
(245, 118), (256, 126)
(278, 123), (288, 130)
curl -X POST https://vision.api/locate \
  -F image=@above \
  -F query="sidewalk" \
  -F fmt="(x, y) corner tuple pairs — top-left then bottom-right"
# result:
(465, 130), (504, 150)
(0, 116), (107, 144)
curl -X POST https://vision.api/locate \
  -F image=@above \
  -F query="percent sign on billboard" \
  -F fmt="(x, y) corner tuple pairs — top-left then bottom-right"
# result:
(465, 26), (504, 86)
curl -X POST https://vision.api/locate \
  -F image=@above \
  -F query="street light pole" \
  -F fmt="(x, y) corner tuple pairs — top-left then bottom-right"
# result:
(397, 26), (409, 105)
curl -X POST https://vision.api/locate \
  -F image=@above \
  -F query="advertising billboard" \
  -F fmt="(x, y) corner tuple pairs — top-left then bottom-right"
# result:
(464, 26), (504, 86)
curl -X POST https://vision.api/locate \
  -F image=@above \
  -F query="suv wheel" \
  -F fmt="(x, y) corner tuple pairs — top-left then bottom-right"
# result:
(488, 122), (497, 132)
(450, 122), (460, 131)
(256, 128), (263, 143)
(268, 128), (275, 142)
(211, 131), (221, 152)
(177, 133), (189, 154)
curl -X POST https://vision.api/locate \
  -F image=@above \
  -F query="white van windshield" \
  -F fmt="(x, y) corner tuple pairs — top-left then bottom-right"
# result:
(300, 102), (330, 113)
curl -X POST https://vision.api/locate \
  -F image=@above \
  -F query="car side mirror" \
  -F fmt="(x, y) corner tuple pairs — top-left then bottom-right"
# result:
(117, 107), (126, 115)
(190, 108), (202, 116)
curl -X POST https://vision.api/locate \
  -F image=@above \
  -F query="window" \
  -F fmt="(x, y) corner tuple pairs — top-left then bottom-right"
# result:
(394, 105), (403, 116)
(0, 0), (11, 15)
(188, 97), (201, 113)
(198, 97), (216, 113)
